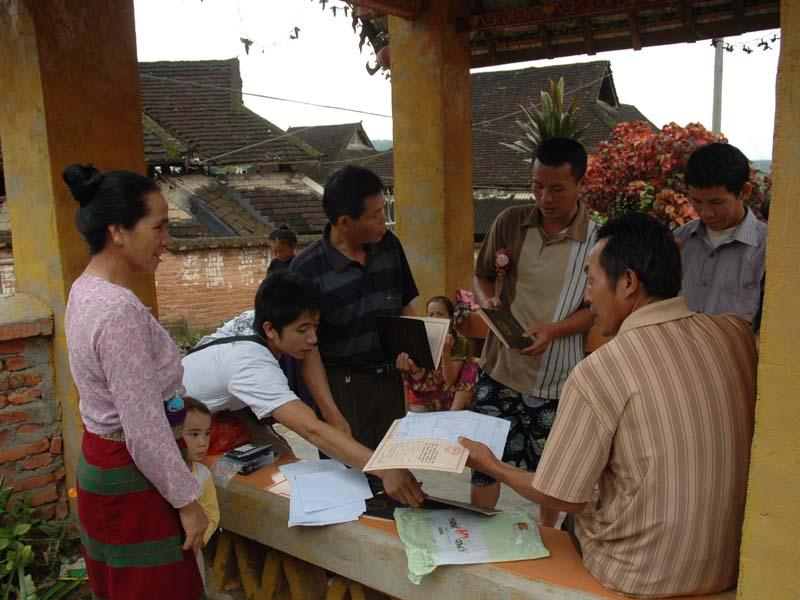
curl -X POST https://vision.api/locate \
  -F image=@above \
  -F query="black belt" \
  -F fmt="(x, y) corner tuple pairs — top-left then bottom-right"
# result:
(325, 363), (396, 376)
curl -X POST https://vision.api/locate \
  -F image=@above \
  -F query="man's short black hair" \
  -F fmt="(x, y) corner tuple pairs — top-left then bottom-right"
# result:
(535, 137), (588, 181)
(596, 212), (682, 300)
(253, 271), (322, 335)
(322, 165), (384, 224)
(685, 142), (750, 196)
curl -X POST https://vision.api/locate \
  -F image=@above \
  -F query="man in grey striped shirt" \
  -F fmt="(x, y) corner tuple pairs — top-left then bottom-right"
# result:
(673, 143), (767, 329)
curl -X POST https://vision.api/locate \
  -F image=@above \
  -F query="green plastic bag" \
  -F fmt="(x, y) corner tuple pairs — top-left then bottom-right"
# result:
(395, 508), (550, 584)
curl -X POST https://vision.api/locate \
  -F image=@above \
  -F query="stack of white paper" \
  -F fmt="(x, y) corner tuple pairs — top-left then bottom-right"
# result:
(279, 460), (373, 527)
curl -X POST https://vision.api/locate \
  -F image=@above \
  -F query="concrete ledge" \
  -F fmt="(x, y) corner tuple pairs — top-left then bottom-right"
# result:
(0, 293), (53, 340)
(214, 457), (737, 600)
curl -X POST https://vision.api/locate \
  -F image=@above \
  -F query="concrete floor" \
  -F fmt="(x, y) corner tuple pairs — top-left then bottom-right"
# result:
(275, 424), (545, 524)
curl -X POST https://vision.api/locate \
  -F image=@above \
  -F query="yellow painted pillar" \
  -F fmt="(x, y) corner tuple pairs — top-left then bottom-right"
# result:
(737, 0), (800, 596)
(389, 1), (474, 305)
(0, 0), (155, 506)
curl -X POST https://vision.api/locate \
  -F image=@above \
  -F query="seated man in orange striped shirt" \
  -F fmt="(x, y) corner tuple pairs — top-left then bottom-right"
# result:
(461, 212), (757, 598)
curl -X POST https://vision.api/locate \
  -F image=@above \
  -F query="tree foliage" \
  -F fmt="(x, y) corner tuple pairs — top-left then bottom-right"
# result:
(584, 121), (771, 229)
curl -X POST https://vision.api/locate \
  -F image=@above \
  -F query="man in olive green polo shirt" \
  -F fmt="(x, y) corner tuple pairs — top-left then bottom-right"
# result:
(471, 137), (597, 526)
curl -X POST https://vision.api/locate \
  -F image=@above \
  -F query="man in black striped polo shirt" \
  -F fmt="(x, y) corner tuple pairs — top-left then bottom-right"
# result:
(291, 165), (419, 449)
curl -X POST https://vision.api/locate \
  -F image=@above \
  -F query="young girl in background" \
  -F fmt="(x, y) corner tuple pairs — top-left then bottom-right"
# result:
(181, 398), (219, 587)
(397, 296), (480, 412)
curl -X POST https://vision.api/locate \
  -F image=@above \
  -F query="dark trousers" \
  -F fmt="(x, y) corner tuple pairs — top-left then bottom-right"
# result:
(324, 365), (406, 450)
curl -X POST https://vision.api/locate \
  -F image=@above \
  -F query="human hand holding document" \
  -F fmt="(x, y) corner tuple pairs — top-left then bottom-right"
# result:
(377, 316), (450, 369)
(363, 411), (510, 474)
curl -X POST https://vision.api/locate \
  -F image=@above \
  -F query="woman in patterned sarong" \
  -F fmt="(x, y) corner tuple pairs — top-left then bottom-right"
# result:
(63, 163), (207, 599)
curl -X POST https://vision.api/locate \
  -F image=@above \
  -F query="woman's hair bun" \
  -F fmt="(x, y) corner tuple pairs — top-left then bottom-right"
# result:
(62, 163), (105, 208)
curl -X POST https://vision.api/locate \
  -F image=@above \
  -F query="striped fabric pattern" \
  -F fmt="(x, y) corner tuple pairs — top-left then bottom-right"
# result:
(291, 226), (418, 367)
(475, 202), (597, 398)
(533, 298), (757, 598)
(77, 432), (204, 599)
(673, 208), (767, 326)
(532, 218), (599, 398)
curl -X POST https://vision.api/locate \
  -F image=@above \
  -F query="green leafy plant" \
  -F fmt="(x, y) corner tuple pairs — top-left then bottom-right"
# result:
(501, 77), (588, 161)
(0, 477), (83, 600)
(1, 476), (38, 600)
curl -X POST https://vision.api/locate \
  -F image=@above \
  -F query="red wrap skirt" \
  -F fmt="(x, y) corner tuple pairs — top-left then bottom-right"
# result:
(76, 430), (204, 600)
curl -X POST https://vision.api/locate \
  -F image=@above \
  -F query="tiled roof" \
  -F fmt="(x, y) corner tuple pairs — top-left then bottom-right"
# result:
(354, 150), (394, 187)
(139, 59), (320, 166)
(288, 123), (365, 158)
(225, 172), (326, 236)
(617, 103), (654, 125)
(473, 191), (534, 239)
(471, 60), (653, 189)
(296, 61), (651, 192)
(289, 122), (380, 185)
(159, 174), (271, 238)
(142, 114), (187, 165)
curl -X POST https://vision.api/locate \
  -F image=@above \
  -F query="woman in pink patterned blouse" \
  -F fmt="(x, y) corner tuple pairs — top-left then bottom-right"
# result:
(63, 163), (206, 599)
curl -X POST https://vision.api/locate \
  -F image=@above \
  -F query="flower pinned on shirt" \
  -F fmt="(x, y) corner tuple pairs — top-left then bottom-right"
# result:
(494, 248), (511, 299)
(453, 289), (480, 325)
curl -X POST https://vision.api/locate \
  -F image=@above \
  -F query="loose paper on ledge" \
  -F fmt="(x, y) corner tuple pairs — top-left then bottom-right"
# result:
(279, 460), (372, 527)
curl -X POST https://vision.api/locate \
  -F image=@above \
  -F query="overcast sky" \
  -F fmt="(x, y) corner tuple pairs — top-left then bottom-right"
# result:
(134, 0), (780, 160)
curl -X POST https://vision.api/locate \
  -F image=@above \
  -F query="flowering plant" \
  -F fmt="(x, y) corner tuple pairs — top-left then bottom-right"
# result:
(583, 121), (770, 229)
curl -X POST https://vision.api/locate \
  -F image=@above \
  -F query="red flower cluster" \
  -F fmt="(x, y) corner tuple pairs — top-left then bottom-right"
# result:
(583, 122), (770, 230)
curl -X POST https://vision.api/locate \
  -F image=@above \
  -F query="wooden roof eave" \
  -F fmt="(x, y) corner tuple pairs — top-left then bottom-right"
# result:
(469, 5), (779, 68)
(354, 1), (779, 68)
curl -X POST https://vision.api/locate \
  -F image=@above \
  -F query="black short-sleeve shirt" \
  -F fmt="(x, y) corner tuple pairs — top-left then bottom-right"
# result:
(291, 225), (418, 367)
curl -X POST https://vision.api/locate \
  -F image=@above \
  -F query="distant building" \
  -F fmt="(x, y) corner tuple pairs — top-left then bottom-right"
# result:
(0, 58), (323, 333)
(287, 60), (654, 242)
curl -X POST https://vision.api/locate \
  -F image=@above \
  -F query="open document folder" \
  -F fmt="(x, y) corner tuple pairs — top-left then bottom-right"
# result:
(376, 316), (450, 370)
(363, 411), (510, 474)
(279, 460), (373, 527)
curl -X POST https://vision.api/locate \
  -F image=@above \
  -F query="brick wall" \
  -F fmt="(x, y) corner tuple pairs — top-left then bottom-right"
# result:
(156, 237), (309, 334)
(0, 295), (66, 520)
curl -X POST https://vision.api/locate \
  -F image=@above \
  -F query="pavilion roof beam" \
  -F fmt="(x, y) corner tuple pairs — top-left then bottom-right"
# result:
(733, 0), (745, 32)
(540, 25), (555, 59)
(582, 19), (597, 55)
(476, 0), (498, 65)
(349, 0), (426, 20)
(679, 0), (698, 42)
(469, 0), (681, 32)
(469, 7), (779, 68)
(628, 12), (642, 51)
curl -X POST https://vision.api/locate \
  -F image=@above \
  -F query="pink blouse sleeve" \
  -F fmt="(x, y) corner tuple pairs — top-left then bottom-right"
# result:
(96, 303), (199, 508)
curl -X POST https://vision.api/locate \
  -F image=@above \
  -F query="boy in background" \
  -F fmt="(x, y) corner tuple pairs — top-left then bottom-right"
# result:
(673, 142), (767, 329)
